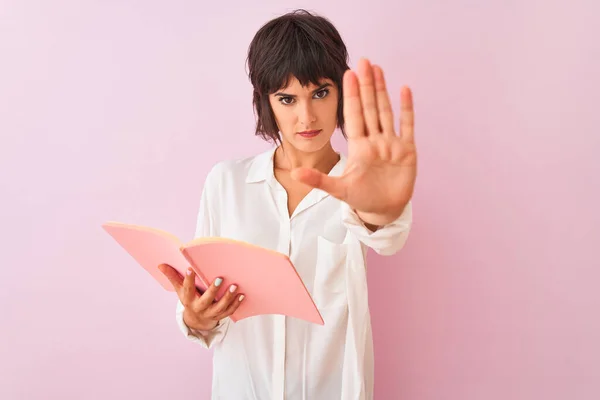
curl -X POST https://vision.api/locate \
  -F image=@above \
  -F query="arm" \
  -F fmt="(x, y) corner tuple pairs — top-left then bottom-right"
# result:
(341, 200), (412, 256)
(176, 297), (230, 349)
(174, 163), (232, 349)
(290, 62), (417, 255)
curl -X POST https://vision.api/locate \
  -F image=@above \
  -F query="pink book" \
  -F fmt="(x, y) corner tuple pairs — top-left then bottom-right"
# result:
(101, 221), (324, 325)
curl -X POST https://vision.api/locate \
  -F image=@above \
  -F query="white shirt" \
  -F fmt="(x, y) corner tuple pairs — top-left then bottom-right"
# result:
(175, 147), (412, 400)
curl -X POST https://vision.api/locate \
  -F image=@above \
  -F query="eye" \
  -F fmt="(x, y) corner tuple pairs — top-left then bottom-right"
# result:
(314, 89), (329, 99)
(279, 96), (294, 105)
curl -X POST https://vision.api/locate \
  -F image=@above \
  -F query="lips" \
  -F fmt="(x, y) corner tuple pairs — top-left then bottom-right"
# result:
(297, 129), (322, 138)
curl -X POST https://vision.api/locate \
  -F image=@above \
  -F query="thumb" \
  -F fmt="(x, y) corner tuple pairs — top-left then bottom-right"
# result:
(291, 167), (347, 200)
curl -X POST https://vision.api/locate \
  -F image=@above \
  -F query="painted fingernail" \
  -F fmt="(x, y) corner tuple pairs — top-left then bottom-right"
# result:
(186, 268), (192, 276)
(238, 294), (245, 301)
(215, 278), (223, 287)
(229, 284), (238, 293)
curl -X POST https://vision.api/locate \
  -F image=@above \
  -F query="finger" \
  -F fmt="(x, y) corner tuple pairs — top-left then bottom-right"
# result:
(194, 277), (224, 312)
(390, 137), (405, 161)
(290, 167), (347, 200)
(182, 267), (198, 306)
(343, 69), (365, 138)
(372, 65), (395, 136)
(158, 264), (184, 295)
(208, 283), (239, 317)
(220, 293), (245, 318)
(399, 86), (415, 143)
(357, 58), (381, 136)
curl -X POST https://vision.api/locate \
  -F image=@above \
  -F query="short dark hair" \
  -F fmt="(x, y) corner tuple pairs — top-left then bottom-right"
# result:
(246, 9), (350, 144)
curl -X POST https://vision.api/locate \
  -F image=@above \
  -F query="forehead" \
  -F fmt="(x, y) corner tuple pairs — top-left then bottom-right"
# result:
(278, 75), (334, 91)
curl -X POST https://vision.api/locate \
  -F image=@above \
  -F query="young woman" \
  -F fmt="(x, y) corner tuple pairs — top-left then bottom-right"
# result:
(159, 9), (417, 400)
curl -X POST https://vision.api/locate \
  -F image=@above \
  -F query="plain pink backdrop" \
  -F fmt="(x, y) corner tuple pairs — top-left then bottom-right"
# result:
(1, 0), (599, 399)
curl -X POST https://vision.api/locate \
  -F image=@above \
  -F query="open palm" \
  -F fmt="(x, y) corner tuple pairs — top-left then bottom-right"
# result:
(292, 58), (417, 226)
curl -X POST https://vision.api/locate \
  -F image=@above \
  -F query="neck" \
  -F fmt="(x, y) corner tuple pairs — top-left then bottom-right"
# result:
(274, 141), (339, 175)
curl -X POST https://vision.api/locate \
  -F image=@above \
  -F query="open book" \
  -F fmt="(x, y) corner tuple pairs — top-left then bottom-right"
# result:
(102, 221), (324, 325)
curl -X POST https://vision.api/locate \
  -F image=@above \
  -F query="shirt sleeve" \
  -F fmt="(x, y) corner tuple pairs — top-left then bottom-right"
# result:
(175, 299), (231, 349)
(174, 162), (230, 348)
(341, 200), (413, 256)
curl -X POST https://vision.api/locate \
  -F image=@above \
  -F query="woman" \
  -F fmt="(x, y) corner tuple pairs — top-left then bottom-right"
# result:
(159, 9), (416, 400)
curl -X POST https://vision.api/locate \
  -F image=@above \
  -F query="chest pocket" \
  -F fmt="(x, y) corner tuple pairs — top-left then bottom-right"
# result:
(312, 235), (348, 309)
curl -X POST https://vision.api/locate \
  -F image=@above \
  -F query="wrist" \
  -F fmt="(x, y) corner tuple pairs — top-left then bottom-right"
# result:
(354, 210), (380, 232)
(183, 310), (219, 331)
(354, 203), (408, 228)
(354, 210), (391, 230)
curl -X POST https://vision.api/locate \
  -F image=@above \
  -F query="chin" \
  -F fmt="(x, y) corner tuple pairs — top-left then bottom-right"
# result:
(293, 136), (332, 153)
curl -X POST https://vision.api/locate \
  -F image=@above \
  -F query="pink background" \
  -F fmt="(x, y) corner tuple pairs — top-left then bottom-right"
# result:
(1, 1), (599, 399)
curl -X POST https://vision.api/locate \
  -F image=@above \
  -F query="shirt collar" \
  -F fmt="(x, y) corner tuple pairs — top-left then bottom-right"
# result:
(245, 147), (274, 183)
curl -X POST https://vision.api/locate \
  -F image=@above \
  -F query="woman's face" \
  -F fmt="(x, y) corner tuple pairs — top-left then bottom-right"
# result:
(268, 76), (339, 153)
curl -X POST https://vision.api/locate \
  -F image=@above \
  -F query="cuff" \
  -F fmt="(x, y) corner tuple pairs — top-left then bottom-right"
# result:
(175, 300), (230, 349)
(341, 201), (413, 256)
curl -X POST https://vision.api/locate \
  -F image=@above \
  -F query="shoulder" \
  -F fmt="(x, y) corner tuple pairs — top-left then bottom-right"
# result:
(203, 149), (271, 189)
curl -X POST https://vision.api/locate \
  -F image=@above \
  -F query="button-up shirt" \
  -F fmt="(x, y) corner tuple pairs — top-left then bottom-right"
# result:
(175, 147), (412, 399)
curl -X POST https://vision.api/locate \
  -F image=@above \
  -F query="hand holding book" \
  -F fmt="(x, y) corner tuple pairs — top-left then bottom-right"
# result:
(158, 264), (243, 331)
(101, 221), (324, 325)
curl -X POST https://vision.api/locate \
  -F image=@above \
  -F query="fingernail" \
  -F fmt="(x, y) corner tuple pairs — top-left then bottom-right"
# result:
(215, 278), (223, 287)
(238, 294), (245, 302)
(186, 268), (192, 276)
(229, 284), (237, 293)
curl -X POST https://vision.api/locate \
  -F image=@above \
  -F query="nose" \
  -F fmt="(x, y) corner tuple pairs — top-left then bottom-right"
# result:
(297, 101), (317, 127)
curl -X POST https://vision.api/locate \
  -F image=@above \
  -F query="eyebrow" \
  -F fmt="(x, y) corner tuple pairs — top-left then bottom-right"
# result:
(274, 82), (332, 97)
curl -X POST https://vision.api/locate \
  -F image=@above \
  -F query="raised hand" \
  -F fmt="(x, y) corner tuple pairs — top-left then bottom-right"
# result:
(291, 58), (417, 227)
